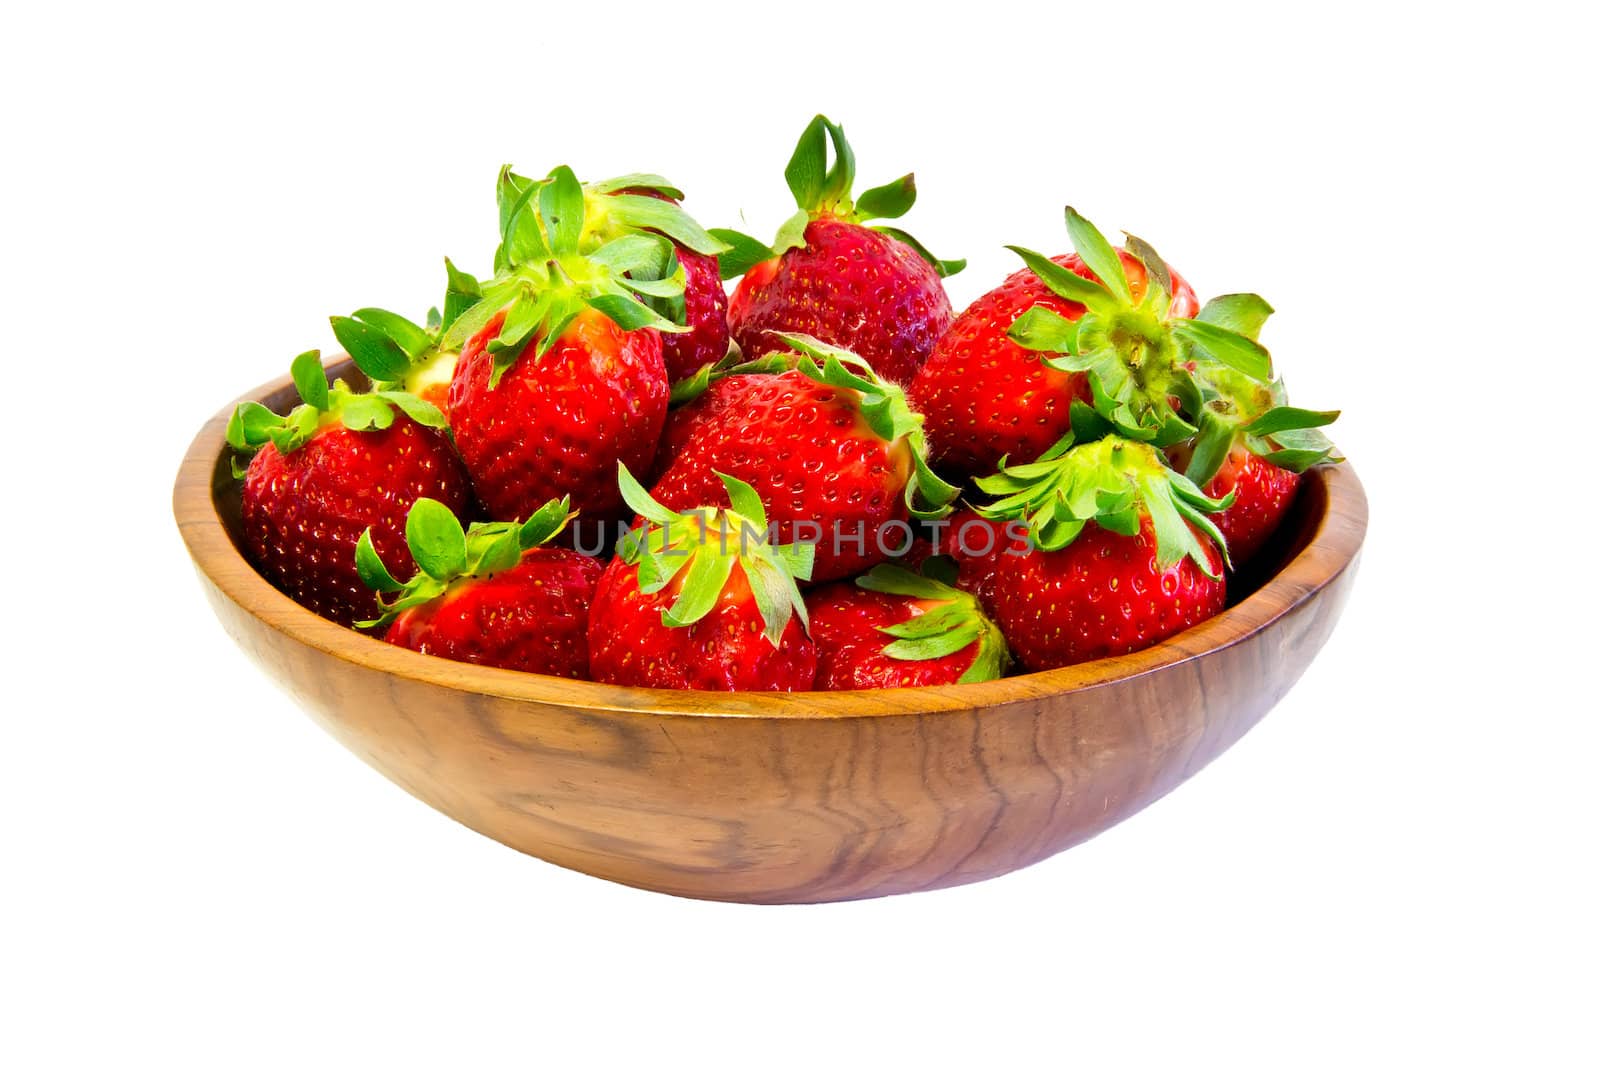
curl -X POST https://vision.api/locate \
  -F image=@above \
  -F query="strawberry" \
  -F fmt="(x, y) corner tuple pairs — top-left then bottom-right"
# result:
(328, 259), (484, 416)
(442, 166), (684, 523)
(806, 563), (1009, 690)
(911, 206), (1248, 479)
(587, 467), (816, 691)
(649, 334), (958, 582)
(1196, 446), (1303, 564)
(355, 497), (601, 677)
(495, 168), (734, 382)
(974, 433), (1232, 671)
(228, 350), (471, 626)
(1164, 301), (1341, 564)
(715, 115), (963, 383)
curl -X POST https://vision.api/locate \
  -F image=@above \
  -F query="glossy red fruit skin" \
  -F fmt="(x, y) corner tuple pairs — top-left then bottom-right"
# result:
(941, 511), (1021, 616)
(908, 250), (1198, 479)
(649, 370), (915, 582)
(383, 548), (602, 677)
(650, 371), (764, 480)
(1203, 447), (1301, 564)
(587, 558), (816, 691)
(727, 218), (953, 383)
(663, 246), (731, 382)
(619, 188), (730, 383)
(988, 519), (1225, 671)
(448, 308), (669, 523)
(805, 583), (978, 690)
(240, 418), (472, 626)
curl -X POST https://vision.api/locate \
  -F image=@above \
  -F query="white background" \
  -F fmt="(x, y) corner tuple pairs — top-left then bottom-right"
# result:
(4, 1), (1596, 1063)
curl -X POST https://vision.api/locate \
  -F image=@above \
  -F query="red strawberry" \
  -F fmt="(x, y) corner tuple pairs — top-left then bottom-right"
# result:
(444, 166), (685, 523)
(587, 468), (816, 691)
(356, 497), (600, 677)
(715, 115), (963, 383)
(496, 168), (733, 382)
(1196, 446), (1301, 564)
(975, 433), (1231, 670)
(1164, 306), (1340, 565)
(229, 351), (471, 626)
(806, 564), (1009, 690)
(910, 208), (1210, 479)
(449, 307), (668, 522)
(649, 334), (958, 582)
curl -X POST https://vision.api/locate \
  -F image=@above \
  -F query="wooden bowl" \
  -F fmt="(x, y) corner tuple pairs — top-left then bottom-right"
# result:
(174, 359), (1367, 904)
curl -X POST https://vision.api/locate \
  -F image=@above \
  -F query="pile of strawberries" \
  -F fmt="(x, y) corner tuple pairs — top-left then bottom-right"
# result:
(227, 115), (1339, 692)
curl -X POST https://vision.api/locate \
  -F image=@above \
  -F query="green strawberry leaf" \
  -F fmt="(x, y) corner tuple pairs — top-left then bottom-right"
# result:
(1006, 244), (1108, 308)
(337, 392), (396, 432)
(607, 194), (732, 257)
(331, 316), (413, 382)
(371, 390), (448, 430)
(1064, 207), (1132, 303)
(875, 226), (965, 278)
(1122, 233), (1172, 298)
(771, 210), (812, 257)
(587, 173), (685, 199)
(540, 165), (586, 257)
(355, 529), (405, 592)
(1008, 306), (1079, 354)
(854, 173), (917, 221)
(441, 258), (482, 332)
(586, 292), (684, 333)
(1197, 293), (1274, 340)
(1171, 318), (1273, 382)
(707, 228), (775, 279)
(716, 471), (769, 529)
(353, 307), (433, 360)
(406, 498), (467, 581)
(616, 463), (681, 526)
(661, 535), (737, 629)
(291, 350), (330, 411)
(1242, 405), (1340, 437)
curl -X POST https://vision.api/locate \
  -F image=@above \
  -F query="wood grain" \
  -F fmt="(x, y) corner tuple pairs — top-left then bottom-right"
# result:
(173, 360), (1368, 903)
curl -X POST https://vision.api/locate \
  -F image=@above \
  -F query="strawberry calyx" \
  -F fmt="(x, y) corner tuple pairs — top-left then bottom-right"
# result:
(354, 496), (576, 629)
(485, 167), (730, 350)
(1006, 208), (1276, 448)
(1176, 298), (1342, 485)
(330, 258), (482, 398)
(442, 165), (691, 387)
(225, 350), (447, 475)
(492, 169), (731, 271)
(856, 562), (1010, 683)
(708, 114), (965, 280)
(616, 464), (813, 647)
(770, 332), (961, 521)
(975, 434), (1233, 578)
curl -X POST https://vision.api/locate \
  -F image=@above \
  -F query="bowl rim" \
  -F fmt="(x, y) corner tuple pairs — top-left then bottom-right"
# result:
(173, 358), (1368, 720)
